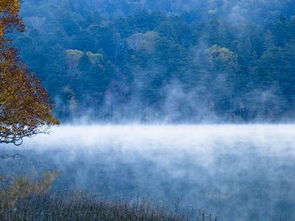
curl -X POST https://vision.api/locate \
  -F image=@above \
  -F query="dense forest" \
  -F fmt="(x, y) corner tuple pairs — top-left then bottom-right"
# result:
(16, 0), (295, 123)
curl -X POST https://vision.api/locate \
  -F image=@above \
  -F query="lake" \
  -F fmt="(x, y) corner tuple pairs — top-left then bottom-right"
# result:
(1, 125), (295, 220)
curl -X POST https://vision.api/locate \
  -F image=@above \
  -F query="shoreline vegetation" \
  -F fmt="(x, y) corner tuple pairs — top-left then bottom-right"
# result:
(0, 168), (217, 221)
(0, 192), (217, 221)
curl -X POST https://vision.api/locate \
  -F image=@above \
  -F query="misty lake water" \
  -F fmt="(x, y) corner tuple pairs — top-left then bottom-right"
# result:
(1, 124), (295, 220)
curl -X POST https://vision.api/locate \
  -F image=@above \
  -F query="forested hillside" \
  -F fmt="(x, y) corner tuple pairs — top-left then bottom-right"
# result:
(17, 0), (295, 122)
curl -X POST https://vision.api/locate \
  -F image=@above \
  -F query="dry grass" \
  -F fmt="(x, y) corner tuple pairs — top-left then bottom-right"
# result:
(1, 193), (183, 221)
(0, 172), (217, 220)
(0, 193), (217, 221)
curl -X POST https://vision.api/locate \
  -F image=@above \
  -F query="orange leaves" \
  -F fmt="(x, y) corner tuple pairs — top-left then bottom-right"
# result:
(0, 0), (59, 145)
(0, 172), (60, 210)
(0, 0), (20, 15)
(0, 23), (3, 37)
(0, 0), (24, 37)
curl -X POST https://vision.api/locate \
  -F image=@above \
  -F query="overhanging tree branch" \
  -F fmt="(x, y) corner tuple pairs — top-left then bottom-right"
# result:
(0, 0), (59, 146)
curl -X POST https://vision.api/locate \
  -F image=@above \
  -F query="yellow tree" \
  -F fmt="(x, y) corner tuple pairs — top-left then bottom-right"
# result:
(0, 0), (60, 145)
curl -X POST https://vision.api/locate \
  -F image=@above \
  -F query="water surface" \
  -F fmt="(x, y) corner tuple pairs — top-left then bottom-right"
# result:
(2, 124), (295, 220)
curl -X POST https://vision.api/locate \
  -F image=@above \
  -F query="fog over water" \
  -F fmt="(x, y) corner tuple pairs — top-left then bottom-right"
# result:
(2, 124), (295, 220)
(23, 124), (295, 158)
(1, 0), (293, 219)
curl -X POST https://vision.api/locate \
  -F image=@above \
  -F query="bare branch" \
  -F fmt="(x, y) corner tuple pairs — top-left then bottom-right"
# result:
(0, 154), (22, 159)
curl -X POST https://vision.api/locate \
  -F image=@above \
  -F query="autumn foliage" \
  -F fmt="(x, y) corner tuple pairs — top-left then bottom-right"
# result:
(0, 0), (59, 145)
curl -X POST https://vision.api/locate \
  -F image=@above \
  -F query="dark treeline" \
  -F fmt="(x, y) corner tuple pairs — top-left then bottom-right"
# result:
(17, 0), (295, 122)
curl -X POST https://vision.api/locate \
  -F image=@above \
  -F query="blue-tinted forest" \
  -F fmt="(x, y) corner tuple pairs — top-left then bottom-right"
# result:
(3, 2), (295, 220)
(17, 0), (295, 122)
